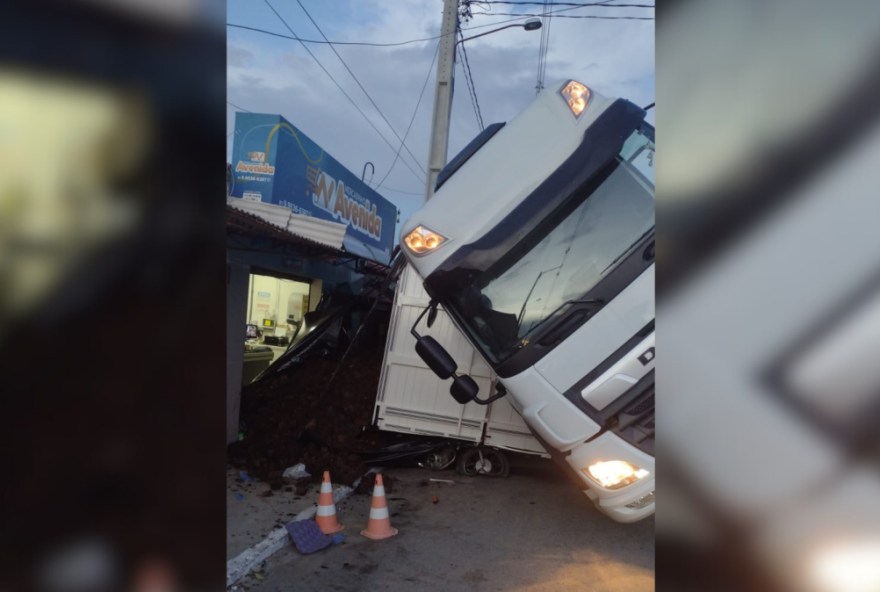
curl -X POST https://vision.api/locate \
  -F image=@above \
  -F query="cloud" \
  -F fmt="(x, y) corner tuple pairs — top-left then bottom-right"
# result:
(227, 45), (254, 67)
(227, 0), (655, 224)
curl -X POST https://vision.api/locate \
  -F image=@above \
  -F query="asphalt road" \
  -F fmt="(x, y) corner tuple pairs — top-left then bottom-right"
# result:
(234, 454), (654, 592)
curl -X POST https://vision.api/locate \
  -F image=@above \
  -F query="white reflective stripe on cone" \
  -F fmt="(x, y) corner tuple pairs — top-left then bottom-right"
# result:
(320, 482), (333, 493)
(316, 505), (336, 517)
(369, 506), (389, 520)
(373, 486), (385, 497)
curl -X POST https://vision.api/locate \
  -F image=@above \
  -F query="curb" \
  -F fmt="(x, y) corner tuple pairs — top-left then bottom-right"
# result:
(226, 484), (352, 588)
(226, 469), (380, 588)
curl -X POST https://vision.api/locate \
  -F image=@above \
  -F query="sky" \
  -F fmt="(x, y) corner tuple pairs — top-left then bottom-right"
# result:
(227, 0), (655, 229)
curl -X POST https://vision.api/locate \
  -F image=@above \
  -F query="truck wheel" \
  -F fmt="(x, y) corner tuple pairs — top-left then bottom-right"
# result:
(456, 447), (510, 478)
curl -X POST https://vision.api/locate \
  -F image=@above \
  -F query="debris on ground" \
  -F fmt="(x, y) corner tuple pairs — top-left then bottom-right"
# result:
(236, 493), (245, 501)
(282, 463), (310, 480)
(433, 496), (439, 504)
(285, 520), (335, 554)
(240, 471), (252, 482)
(228, 347), (400, 489)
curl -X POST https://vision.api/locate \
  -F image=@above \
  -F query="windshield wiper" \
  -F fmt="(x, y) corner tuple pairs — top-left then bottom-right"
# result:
(520, 297), (604, 341)
(600, 227), (654, 275)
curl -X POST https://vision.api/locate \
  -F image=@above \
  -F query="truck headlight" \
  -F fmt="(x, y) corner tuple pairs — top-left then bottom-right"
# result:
(403, 226), (447, 255)
(810, 540), (880, 592)
(561, 80), (590, 117)
(584, 460), (649, 490)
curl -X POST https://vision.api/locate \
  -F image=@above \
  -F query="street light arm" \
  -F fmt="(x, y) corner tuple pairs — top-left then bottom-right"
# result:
(454, 24), (527, 48)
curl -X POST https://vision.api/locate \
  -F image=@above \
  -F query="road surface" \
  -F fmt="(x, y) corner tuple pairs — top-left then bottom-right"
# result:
(233, 454), (654, 592)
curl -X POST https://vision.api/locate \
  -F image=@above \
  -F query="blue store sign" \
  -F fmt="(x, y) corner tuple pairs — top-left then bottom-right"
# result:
(230, 113), (396, 260)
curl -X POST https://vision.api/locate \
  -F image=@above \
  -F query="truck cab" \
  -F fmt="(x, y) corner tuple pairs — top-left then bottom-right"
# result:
(399, 80), (655, 522)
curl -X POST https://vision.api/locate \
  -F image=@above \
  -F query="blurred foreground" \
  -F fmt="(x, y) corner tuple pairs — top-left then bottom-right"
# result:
(0, 1), (226, 590)
(657, 0), (880, 591)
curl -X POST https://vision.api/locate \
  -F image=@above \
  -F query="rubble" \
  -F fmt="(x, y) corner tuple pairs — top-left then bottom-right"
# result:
(282, 464), (310, 479)
(227, 345), (397, 491)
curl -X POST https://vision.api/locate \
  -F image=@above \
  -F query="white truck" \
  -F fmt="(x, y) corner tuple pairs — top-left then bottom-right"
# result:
(380, 80), (655, 523)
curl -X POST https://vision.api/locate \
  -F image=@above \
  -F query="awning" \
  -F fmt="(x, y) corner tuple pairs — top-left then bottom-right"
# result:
(226, 198), (392, 271)
(227, 197), (346, 250)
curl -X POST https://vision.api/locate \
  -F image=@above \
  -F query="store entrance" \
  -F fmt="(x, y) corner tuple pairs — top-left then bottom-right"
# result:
(245, 272), (312, 375)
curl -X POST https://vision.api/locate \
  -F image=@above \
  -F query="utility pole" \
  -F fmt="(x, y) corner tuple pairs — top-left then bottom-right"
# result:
(423, 0), (458, 203)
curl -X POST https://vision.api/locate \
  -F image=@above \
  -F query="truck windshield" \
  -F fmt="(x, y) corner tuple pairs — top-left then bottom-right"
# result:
(446, 127), (655, 365)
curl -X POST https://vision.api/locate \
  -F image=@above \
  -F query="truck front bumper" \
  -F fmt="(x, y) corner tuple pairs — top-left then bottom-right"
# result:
(567, 431), (655, 523)
(582, 476), (655, 523)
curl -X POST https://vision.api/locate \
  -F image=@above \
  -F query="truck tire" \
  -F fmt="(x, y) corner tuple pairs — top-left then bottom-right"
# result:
(456, 447), (510, 478)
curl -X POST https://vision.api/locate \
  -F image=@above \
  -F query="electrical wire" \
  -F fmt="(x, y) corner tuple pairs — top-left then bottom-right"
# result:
(229, 4), (612, 48)
(534, 0), (551, 95)
(294, 0), (427, 177)
(462, 2), (586, 25)
(458, 28), (485, 131)
(375, 40), (441, 192)
(227, 101), (252, 113)
(227, 23), (445, 47)
(542, 3), (553, 88)
(261, 0), (425, 185)
(376, 185), (424, 195)
(480, 1), (654, 6)
(458, 43), (482, 131)
(473, 12), (653, 18)
(229, 4), (615, 48)
(534, 0), (545, 94)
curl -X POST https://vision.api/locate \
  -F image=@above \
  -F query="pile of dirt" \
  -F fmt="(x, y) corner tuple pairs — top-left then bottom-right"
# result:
(227, 346), (398, 491)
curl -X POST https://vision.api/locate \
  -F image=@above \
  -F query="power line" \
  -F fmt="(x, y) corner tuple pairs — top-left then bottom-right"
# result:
(261, 0), (425, 185)
(227, 101), (252, 113)
(480, 1), (654, 6)
(542, 3), (553, 88)
(229, 4), (608, 49)
(376, 185), (424, 196)
(457, 28), (484, 131)
(462, 3), (586, 25)
(458, 43), (481, 131)
(535, 0), (552, 95)
(472, 12), (654, 18)
(293, 0), (427, 177)
(375, 40), (441, 191)
(460, 33), (484, 132)
(227, 23), (445, 47)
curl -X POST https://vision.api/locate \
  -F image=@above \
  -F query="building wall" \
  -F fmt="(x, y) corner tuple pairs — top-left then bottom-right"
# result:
(227, 260), (250, 445)
(227, 235), (364, 290)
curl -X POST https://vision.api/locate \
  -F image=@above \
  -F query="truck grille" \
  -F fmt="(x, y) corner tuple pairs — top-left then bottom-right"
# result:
(626, 394), (654, 416)
(611, 384), (654, 455)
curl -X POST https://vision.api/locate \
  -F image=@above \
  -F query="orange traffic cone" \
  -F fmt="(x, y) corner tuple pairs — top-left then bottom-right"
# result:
(315, 471), (345, 535)
(360, 474), (398, 540)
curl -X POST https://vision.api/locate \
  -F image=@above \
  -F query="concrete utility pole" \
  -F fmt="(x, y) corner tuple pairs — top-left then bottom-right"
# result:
(423, 0), (458, 203)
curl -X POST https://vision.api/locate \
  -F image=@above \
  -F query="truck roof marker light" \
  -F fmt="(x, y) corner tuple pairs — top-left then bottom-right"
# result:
(404, 226), (447, 256)
(561, 80), (590, 118)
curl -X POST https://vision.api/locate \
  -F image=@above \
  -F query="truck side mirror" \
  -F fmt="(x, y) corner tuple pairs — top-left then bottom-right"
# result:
(450, 375), (479, 404)
(415, 335), (457, 379)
